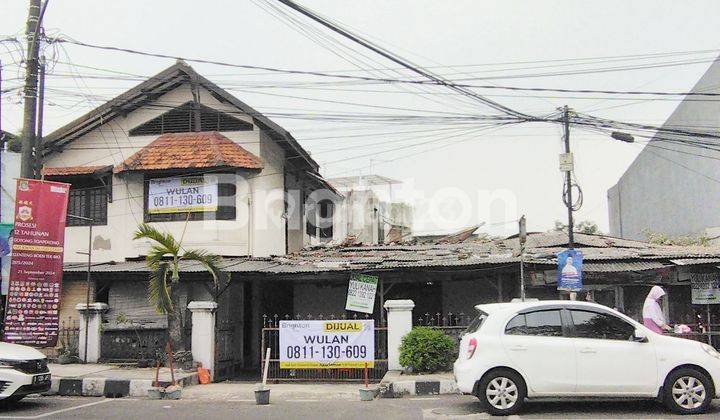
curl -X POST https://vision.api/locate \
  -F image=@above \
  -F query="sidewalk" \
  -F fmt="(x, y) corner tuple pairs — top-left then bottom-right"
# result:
(183, 382), (363, 401)
(48, 364), (198, 398)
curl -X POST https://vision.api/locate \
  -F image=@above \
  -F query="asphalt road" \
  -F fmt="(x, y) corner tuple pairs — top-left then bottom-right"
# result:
(0, 395), (719, 419)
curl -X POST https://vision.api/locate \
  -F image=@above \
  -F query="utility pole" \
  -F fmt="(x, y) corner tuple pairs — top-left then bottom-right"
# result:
(20, 0), (48, 179)
(519, 215), (527, 301)
(561, 105), (574, 249)
(34, 56), (46, 178)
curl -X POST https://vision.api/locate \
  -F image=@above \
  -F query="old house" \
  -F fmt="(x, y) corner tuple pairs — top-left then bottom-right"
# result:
(39, 61), (339, 369)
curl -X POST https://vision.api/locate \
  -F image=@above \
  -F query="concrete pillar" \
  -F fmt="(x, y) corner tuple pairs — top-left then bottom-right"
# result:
(188, 301), (218, 380)
(76, 303), (109, 363)
(384, 299), (415, 371)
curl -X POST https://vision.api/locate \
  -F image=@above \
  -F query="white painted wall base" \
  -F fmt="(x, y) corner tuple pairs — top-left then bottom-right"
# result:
(188, 301), (217, 380)
(384, 299), (415, 371)
(76, 303), (109, 363)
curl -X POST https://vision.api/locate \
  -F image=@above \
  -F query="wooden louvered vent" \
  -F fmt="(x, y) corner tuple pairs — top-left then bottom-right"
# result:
(129, 101), (253, 136)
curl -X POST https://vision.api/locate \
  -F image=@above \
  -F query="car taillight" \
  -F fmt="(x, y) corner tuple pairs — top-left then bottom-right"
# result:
(467, 338), (477, 359)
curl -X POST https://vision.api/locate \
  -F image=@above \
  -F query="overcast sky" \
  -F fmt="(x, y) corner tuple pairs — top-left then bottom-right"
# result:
(2, 1), (719, 236)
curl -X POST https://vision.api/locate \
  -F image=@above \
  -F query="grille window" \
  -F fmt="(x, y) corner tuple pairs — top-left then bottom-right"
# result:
(129, 102), (253, 136)
(45, 175), (110, 226)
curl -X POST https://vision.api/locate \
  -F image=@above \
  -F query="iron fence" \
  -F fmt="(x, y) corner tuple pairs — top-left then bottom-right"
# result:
(42, 318), (80, 359)
(261, 313), (387, 382)
(415, 312), (472, 343)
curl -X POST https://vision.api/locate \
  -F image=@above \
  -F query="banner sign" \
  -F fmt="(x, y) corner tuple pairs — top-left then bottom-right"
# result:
(279, 320), (375, 369)
(2, 179), (69, 347)
(0, 223), (14, 296)
(148, 175), (218, 214)
(345, 273), (378, 314)
(557, 249), (583, 291)
(690, 273), (720, 304)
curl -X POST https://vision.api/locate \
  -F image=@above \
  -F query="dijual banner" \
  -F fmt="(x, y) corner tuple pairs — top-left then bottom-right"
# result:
(2, 179), (70, 347)
(279, 320), (375, 369)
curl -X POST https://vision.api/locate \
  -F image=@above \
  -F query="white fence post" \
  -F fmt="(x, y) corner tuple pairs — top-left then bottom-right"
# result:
(384, 299), (415, 371)
(76, 303), (109, 363)
(188, 301), (218, 380)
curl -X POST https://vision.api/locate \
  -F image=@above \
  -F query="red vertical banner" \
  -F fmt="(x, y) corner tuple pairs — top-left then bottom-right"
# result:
(2, 179), (69, 347)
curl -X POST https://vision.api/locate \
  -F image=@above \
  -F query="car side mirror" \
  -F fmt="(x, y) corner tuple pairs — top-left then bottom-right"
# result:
(633, 329), (649, 343)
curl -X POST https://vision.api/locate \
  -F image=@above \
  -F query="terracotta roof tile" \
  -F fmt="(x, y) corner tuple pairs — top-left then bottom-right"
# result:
(42, 165), (113, 177)
(114, 131), (263, 173)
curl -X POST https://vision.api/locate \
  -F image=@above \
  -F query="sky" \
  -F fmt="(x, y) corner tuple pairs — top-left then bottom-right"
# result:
(2, 0), (719, 237)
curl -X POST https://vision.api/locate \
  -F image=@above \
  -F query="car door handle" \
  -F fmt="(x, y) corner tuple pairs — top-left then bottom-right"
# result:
(509, 345), (528, 352)
(579, 347), (597, 354)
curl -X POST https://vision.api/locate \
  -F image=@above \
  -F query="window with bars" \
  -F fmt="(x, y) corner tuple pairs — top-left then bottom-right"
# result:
(54, 176), (111, 226)
(129, 102), (253, 136)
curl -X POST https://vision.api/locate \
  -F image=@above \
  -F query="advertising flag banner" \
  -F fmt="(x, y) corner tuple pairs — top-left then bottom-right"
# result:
(279, 320), (375, 369)
(557, 249), (583, 291)
(2, 179), (70, 347)
(148, 175), (218, 214)
(345, 273), (378, 314)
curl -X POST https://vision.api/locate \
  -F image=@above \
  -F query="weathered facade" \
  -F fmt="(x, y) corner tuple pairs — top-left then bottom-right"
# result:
(608, 56), (720, 241)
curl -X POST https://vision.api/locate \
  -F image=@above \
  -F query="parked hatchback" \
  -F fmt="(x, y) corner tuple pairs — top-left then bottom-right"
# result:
(453, 300), (720, 416)
(0, 342), (51, 403)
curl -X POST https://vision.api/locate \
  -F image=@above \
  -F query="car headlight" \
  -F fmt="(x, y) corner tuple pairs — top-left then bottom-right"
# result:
(701, 343), (720, 359)
(0, 359), (18, 369)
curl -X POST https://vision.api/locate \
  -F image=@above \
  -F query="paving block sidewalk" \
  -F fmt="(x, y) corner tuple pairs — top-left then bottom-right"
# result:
(182, 382), (364, 401)
(379, 371), (458, 398)
(47, 364), (198, 398)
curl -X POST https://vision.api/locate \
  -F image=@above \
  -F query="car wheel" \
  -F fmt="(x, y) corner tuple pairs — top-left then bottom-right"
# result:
(663, 368), (714, 415)
(478, 369), (527, 416)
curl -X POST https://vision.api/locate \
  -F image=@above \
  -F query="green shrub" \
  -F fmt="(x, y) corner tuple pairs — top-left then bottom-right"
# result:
(398, 327), (456, 373)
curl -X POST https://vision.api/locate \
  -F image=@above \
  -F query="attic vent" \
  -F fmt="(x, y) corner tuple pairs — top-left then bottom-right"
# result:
(129, 102), (253, 136)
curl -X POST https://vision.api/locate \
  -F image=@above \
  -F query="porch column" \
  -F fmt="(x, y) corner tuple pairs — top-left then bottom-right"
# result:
(76, 303), (109, 363)
(384, 299), (415, 371)
(188, 301), (218, 381)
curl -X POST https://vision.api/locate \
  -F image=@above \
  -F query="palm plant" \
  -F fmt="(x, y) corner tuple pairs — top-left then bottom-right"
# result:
(133, 223), (225, 352)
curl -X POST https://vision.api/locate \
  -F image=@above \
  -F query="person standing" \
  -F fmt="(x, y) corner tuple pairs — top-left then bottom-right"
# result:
(643, 285), (673, 334)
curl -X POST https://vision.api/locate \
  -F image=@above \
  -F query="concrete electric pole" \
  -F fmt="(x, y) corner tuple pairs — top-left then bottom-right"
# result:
(20, 0), (48, 179)
(560, 105), (574, 249)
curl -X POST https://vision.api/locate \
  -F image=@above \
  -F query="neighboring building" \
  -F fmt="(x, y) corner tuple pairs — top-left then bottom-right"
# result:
(608, 58), (720, 241)
(327, 175), (413, 245)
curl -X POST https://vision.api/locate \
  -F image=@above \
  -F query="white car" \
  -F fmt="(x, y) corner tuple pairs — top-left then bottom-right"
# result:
(0, 342), (51, 403)
(453, 300), (720, 416)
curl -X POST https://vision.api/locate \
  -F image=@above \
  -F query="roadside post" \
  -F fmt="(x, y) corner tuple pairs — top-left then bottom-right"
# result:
(519, 216), (526, 301)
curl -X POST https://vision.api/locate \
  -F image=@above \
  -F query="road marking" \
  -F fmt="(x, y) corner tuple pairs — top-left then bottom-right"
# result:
(0, 398), (113, 419)
(409, 397), (441, 401)
(227, 399), (255, 402)
(289, 399), (320, 402)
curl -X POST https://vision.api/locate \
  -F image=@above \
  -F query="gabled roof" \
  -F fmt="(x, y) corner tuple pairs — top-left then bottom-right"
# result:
(114, 131), (263, 173)
(42, 61), (318, 171)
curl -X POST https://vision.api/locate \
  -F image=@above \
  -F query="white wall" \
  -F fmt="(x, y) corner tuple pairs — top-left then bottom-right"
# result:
(44, 83), (288, 262)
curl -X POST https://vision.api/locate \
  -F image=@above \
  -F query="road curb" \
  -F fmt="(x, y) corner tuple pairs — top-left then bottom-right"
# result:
(379, 370), (458, 398)
(47, 373), (197, 398)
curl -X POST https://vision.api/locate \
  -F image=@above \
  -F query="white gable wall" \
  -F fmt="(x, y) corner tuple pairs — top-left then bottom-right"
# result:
(44, 83), (287, 262)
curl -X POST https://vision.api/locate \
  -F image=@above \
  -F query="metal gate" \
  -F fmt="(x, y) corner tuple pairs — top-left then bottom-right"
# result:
(260, 314), (387, 382)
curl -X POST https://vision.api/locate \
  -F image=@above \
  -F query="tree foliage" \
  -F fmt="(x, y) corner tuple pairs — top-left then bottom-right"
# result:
(553, 220), (602, 235)
(133, 223), (226, 350)
(643, 230), (709, 247)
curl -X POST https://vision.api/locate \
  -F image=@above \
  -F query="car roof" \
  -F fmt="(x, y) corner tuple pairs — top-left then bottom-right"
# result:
(475, 300), (610, 315)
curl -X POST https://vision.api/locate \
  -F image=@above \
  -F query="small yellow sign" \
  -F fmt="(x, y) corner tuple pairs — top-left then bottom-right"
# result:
(280, 361), (375, 369)
(323, 321), (363, 333)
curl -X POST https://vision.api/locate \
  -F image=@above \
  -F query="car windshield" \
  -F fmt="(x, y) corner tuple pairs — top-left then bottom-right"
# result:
(464, 310), (489, 334)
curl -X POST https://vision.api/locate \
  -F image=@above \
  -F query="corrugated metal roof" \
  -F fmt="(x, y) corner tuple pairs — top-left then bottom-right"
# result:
(62, 232), (720, 276)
